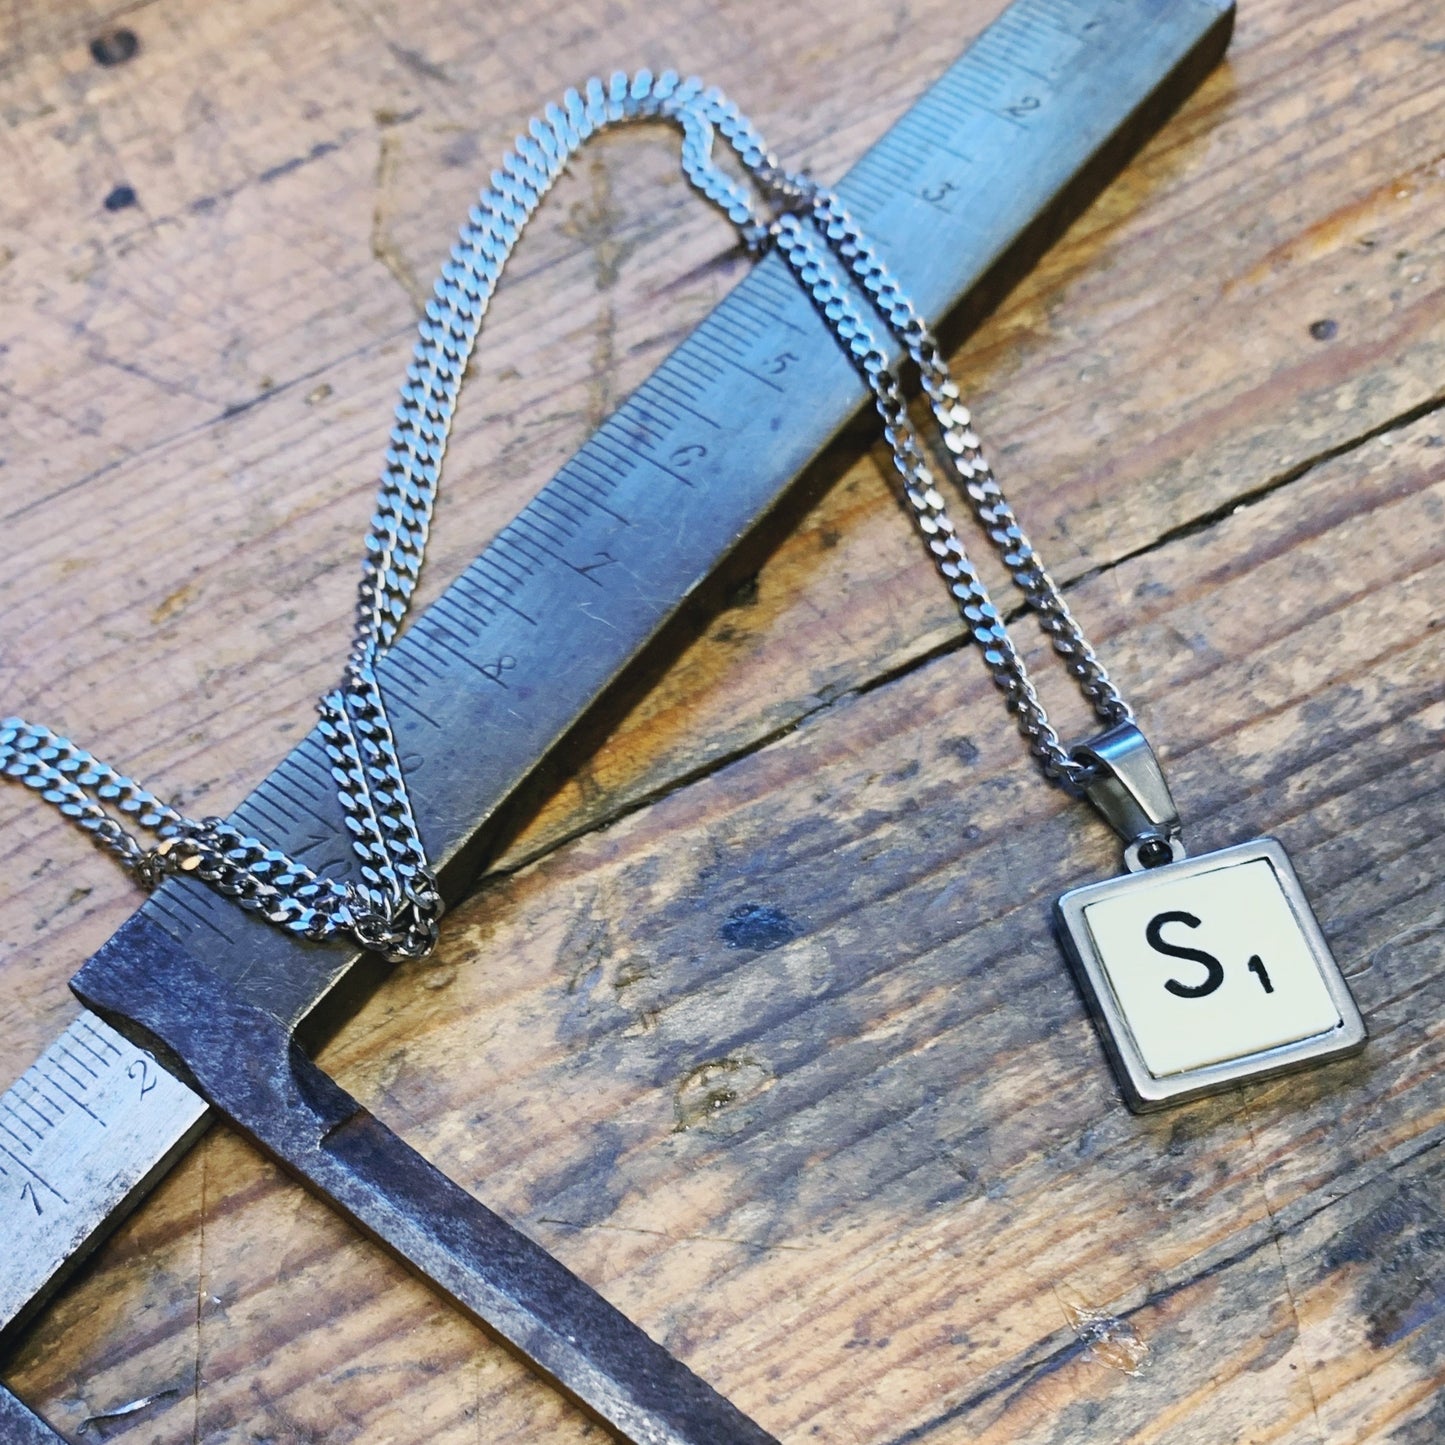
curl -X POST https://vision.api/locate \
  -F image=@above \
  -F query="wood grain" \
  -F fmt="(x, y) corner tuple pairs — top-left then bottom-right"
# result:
(1, 0), (1442, 1439)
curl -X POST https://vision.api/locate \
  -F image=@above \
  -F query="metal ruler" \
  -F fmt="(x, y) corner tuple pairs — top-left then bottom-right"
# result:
(1, 0), (1233, 1421)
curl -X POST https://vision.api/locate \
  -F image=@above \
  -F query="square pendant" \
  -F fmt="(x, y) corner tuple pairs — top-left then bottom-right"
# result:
(1054, 838), (1365, 1112)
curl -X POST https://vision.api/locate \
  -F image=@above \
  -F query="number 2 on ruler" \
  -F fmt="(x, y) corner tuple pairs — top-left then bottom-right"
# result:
(128, 1058), (156, 1098)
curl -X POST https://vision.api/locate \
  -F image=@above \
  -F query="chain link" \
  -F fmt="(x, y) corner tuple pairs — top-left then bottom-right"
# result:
(2, 69), (1130, 958)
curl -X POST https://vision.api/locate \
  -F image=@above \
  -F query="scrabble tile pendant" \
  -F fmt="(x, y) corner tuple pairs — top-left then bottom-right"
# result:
(1054, 726), (1366, 1112)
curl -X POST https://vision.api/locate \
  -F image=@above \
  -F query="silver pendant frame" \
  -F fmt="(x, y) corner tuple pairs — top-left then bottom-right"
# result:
(1054, 837), (1367, 1112)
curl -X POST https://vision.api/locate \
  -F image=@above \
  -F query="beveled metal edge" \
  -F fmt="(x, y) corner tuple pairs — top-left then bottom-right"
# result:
(1053, 838), (1368, 1113)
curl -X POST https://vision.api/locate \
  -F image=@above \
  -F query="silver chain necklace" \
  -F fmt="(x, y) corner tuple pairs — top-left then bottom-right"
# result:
(1, 70), (1365, 1108)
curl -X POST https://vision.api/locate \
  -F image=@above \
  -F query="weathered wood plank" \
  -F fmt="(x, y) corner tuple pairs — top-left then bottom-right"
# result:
(1, 0), (1442, 1438)
(7, 414), (1441, 1438)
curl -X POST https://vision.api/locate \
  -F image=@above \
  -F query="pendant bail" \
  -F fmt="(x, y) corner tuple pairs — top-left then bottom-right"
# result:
(1071, 722), (1185, 873)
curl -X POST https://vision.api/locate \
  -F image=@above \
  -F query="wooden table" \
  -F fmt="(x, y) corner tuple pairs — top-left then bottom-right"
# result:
(1, 0), (1441, 1440)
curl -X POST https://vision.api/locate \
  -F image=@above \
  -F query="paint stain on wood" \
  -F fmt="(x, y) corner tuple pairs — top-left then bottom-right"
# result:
(89, 29), (139, 67)
(151, 581), (198, 625)
(673, 1056), (774, 1130)
(719, 903), (801, 951)
(1059, 1296), (1150, 1376)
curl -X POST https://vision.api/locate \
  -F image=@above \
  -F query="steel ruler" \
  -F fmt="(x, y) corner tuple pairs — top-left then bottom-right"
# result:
(1, 0), (1234, 1431)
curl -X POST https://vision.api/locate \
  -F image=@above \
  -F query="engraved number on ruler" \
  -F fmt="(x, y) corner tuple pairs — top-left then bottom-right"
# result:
(128, 1057), (157, 1097)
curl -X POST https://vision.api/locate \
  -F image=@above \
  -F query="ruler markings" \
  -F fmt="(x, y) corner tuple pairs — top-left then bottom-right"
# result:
(488, 589), (537, 627)
(534, 478), (591, 517)
(492, 523), (543, 564)
(592, 429), (699, 491)
(150, 892), (230, 943)
(0, 1142), (65, 1200)
(505, 521), (561, 573)
(702, 310), (761, 350)
(563, 454), (625, 492)
(589, 429), (682, 485)
(964, 49), (1013, 84)
(562, 469), (631, 521)
(388, 690), (448, 736)
(634, 379), (686, 414)
(990, 26), (1081, 81)
(532, 490), (583, 529)
(277, 773), (328, 812)
(454, 568), (535, 626)
(725, 287), (807, 338)
(55, 1040), (103, 1086)
(61, 1030), (108, 1071)
(14, 1079), (62, 1126)
(460, 561), (512, 605)
(433, 576), (498, 628)
(418, 622), (510, 690)
(246, 783), (313, 832)
(48, 1050), (97, 1089)
(0, 1132), (33, 1165)
(451, 567), (507, 612)
(2, 1013), (209, 1338)
(490, 529), (543, 573)
(634, 451), (707, 492)
(689, 332), (785, 394)
(1014, 5), (1087, 43)
(383, 650), (445, 697)
(403, 629), (469, 684)
(380, 654), (437, 708)
(733, 266), (812, 314)
(239, 796), (302, 846)
(75, 1016), (121, 1060)
(507, 509), (560, 553)
(705, 297), (774, 342)
(420, 610), (485, 663)
(518, 507), (572, 550)
(843, 170), (893, 204)
(36, 1068), (103, 1124)
(884, 118), (976, 169)
(32, 1069), (97, 1126)
(988, 10), (1060, 47)
(37, 1071), (80, 1110)
(610, 410), (665, 449)
(925, 138), (980, 166)
(695, 323), (767, 372)
(693, 309), (762, 349)
(930, 69), (999, 108)
(892, 108), (942, 145)
(657, 356), (716, 396)
(555, 472), (629, 528)
(277, 755), (330, 808)
(0, 1103), (43, 1144)
(54, 1044), (99, 1082)
(605, 408), (662, 449)
(570, 444), (631, 483)
(630, 396), (690, 438)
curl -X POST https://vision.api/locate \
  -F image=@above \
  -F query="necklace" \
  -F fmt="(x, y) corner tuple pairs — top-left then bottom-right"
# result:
(0, 69), (1363, 1111)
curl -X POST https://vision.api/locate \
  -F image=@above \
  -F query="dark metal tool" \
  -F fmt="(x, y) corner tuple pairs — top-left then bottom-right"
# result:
(74, 920), (779, 1444)
(3, 0), (1234, 1438)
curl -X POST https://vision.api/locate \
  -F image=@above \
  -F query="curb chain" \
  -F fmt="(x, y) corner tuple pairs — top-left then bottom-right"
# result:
(1, 69), (1131, 960)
